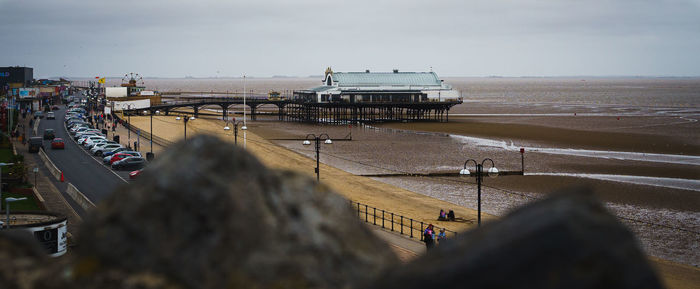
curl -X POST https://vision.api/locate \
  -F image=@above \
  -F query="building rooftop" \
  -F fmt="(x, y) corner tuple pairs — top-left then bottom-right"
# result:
(332, 72), (441, 87)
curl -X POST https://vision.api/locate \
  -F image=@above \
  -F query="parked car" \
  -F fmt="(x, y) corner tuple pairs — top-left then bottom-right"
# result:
(85, 139), (114, 150)
(28, 137), (43, 153)
(129, 169), (143, 179)
(78, 134), (102, 144)
(46, 112), (55, 119)
(92, 144), (122, 156)
(43, 129), (55, 140)
(75, 132), (97, 141)
(108, 152), (142, 164)
(82, 136), (106, 147)
(102, 147), (128, 159)
(112, 157), (146, 171)
(70, 127), (90, 135)
(34, 111), (44, 119)
(51, 138), (65, 149)
(52, 106), (60, 110)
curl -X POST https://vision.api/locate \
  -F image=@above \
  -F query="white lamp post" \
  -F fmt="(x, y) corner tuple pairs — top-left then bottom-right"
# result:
(4, 197), (26, 229)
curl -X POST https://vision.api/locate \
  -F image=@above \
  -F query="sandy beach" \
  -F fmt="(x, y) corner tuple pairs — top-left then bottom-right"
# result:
(116, 77), (700, 288)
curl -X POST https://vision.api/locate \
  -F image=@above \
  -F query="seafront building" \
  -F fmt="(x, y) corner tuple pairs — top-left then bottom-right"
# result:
(293, 68), (460, 103)
(1, 66), (71, 112)
(286, 68), (462, 123)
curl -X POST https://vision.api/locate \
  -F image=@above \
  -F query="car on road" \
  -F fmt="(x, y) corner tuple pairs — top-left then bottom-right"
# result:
(108, 152), (142, 164)
(91, 143), (122, 156)
(75, 130), (101, 139)
(34, 111), (44, 119)
(129, 169), (143, 179)
(51, 138), (65, 149)
(28, 137), (43, 153)
(85, 139), (115, 150)
(75, 132), (97, 142)
(81, 136), (106, 147)
(111, 157), (146, 171)
(43, 129), (55, 140)
(102, 147), (128, 158)
(46, 112), (55, 119)
(78, 134), (103, 144)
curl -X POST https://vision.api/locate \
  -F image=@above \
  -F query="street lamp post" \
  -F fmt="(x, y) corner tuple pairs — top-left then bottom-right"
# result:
(4, 197), (27, 229)
(125, 104), (134, 148)
(150, 110), (159, 154)
(459, 158), (498, 227)
(176, 116), (196, 140)
(223, 120), (244, 145)
(243, 75), (247, 149)
(302, 134), (332, 182)
(33, 167), (38, 188)
(0, 162), (15, 215)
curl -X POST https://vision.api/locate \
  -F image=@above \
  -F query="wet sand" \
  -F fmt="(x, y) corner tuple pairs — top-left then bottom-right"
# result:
(123, 110), (700, 288)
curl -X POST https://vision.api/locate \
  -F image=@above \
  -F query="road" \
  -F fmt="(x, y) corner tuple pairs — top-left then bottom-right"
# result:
(38, 104), (129, 203)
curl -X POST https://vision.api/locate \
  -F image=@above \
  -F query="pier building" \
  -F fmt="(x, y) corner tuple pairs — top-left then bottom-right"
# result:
(293, 68), (460, 104)
(286, 68), (462, 123)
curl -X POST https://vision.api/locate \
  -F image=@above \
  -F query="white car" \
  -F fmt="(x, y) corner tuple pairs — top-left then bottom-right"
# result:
(85, 139), (109, 149)
(80, 136), (105, 146)
(92, 144), (122, 156)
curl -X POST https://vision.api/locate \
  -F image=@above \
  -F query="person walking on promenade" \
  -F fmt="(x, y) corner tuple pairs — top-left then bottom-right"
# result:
(423, 224), (435, 250)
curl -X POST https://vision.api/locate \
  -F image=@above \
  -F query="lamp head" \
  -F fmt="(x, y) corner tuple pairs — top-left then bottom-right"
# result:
(302, 140), (311, 145)
(241, 126), (247, 130)
(324, 139), (332, 144)
(488, 167), (499, 178)
(175, 116), (181, 120)
(224, 126), (231, 131)
(189, 116), (196, 120)
(459, 168), (470, 176)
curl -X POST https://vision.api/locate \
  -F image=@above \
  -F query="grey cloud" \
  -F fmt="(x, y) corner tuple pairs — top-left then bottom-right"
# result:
(1, 0), (699, 77)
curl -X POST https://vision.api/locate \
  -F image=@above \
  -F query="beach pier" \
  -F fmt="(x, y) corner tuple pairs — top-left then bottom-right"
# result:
(283, 101), (459, 124)
(127, 97), (460, 124)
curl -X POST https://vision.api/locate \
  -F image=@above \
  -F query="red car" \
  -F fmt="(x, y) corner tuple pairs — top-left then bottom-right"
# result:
(110, 152), (139, 164)
(51, 138), (65, 149)
(129, 169), (143, 179)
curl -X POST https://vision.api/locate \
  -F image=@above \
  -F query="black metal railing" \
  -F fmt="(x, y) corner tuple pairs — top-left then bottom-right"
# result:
(114, 114), (173, 147)
(349, 200), (458, 241)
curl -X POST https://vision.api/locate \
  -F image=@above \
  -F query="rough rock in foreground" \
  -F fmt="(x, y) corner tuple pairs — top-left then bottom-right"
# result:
(74, 135), (398, 289)
(369, 187), (663, 289)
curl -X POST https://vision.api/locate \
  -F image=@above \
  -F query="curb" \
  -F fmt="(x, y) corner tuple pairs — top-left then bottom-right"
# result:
(38, 148), (62, 181)
(65, 182), (95, 211)
(31, 186), (47, 210)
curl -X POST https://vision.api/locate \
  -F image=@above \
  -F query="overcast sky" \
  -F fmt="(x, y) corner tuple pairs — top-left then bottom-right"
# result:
(1, 0), (699, 78)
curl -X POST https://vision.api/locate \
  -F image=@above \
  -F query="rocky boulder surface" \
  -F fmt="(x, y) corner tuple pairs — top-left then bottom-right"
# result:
(73, 135), (398, 289)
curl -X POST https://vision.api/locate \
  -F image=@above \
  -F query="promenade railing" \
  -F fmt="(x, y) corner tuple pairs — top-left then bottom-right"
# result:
(349, 200), (458, 241)
(114, 114), (173, 148)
